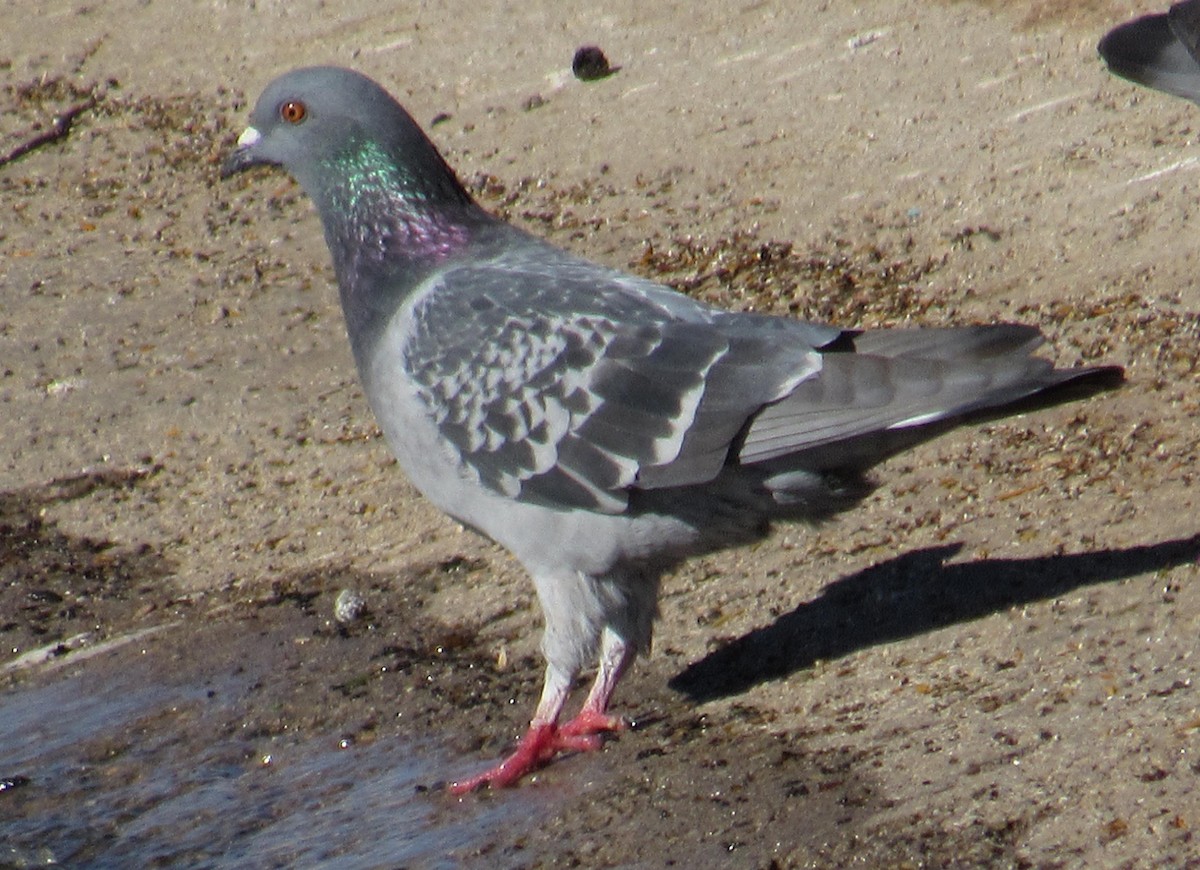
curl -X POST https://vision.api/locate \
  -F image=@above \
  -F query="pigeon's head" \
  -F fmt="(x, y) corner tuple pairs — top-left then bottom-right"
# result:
(222, 66), (470, 207)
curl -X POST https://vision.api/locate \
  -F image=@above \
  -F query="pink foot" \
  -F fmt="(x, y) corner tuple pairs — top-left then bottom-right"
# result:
(449, 723), (557, 795)
(557, 707), (628, 739)
(448, 715), (622, 794)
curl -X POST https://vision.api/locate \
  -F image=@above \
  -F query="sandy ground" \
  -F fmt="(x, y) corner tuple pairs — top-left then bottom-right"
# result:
(3, 0), (1200, 865)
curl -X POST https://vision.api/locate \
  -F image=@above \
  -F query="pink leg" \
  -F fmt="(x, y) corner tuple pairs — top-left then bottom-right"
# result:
(449, 632), (637, 793)
(449, 664), (573, 795)
(558, 630), (635, 739)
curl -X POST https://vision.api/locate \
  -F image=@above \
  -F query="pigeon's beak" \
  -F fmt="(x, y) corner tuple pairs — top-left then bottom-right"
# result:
(220, 126), (266, 179)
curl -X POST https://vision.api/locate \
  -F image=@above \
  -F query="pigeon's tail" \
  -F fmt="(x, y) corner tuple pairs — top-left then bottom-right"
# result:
(1099, 2), (1200, 104)
(736, 324), (1123, 485)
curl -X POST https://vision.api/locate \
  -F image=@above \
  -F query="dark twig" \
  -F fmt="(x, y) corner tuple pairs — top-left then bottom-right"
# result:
(0, 97), (99, 169)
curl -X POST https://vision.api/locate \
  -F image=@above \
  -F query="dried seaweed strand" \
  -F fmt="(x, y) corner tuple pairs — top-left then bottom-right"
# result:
(0, 97), (99, 168)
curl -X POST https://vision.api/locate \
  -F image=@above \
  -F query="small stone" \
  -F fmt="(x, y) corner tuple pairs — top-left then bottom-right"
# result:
(572, 46), (617, 81)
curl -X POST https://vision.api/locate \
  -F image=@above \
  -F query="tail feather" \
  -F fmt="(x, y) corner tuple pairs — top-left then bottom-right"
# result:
(736, 325), (1122, 471)
(845, 323), (1044, 361)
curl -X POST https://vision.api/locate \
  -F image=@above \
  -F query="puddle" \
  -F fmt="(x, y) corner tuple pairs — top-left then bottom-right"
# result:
(0, 478), (567, 868)
(0, 622), (552, 869)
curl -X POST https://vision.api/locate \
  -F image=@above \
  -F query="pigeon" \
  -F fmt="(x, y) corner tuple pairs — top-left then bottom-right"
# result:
(1100, 0), (1200, 104)
(222, 66), (1122, 793)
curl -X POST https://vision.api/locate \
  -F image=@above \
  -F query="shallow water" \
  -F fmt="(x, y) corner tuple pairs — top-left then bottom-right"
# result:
(0, 631), (551, 869)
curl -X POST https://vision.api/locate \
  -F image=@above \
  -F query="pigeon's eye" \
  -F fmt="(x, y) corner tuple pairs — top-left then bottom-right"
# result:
(280, 100), (307, 124)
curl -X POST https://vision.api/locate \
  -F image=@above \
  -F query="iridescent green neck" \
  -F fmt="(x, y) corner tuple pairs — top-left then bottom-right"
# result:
(319, 139), (475, 266)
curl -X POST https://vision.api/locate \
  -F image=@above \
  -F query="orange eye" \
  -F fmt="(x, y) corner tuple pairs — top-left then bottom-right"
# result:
(280, 100), (307, 124)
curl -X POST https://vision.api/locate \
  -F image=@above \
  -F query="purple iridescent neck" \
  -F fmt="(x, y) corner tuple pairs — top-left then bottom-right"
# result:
(318, 138), (478, 276)
(311, 137), (483, 364)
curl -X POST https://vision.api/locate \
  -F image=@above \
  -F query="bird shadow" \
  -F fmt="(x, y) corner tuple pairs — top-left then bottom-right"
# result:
(669, 534), (1200, 703)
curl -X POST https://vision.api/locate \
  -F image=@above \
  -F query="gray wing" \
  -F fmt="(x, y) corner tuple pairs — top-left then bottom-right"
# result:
(737, 325), (1074, 466)
(402, 261), (823, 513)
(1173, 0), (1200, 65)
(1100, 1), (1200, 104)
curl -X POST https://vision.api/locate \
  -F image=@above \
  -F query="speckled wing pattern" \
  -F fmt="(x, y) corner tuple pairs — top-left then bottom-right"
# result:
(401, 257), (824, 513)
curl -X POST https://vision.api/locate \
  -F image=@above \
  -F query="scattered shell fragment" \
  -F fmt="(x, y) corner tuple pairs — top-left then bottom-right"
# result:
(334, 588), (367, 625)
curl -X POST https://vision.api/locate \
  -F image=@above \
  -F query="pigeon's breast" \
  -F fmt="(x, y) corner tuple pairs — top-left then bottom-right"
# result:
(355, 293), (701, 576)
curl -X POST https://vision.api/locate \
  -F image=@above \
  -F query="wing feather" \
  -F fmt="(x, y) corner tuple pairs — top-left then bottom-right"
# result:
(401, 259), (820, 511)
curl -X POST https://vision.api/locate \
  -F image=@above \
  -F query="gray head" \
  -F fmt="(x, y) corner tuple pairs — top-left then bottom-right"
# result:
(222, 66), (472, 210)
(223, 67), (484, 361)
